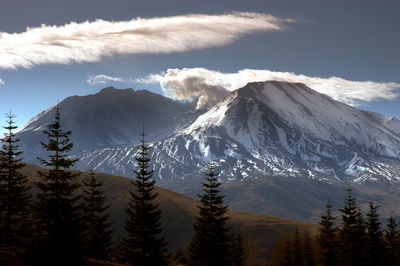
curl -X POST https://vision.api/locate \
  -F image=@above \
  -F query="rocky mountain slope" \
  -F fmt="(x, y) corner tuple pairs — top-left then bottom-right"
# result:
(62, 81), (400, 185)
(16, 87), (196, 164)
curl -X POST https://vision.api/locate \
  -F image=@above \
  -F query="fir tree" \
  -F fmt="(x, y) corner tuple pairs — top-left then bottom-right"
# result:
(280, 238), (293, 266)
(230, 232), (244, 266)
(384, 214), (400, 266)
(303, 233), (315, 266)
(365, 201), (383, 266)
(122, 132), (167, 266)
(339, 186), (366, 266)
(34, 106), (83, 265)
(189, 162), (232, 266)
(317, 202), (338, 266)
(0, 111), (32, 249)
(81, 170), (112, 260)
(293, 228), (303, 266)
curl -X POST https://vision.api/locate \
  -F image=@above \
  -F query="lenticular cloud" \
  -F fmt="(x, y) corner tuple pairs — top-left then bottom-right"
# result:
(87, 74), (132, 85)
(0, 12), (294, 70)
(139, 68), (400, 108)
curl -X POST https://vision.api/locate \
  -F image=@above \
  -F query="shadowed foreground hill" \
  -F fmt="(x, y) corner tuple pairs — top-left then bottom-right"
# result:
(160, 173), (400, 224)
(22, 163), (316, 265)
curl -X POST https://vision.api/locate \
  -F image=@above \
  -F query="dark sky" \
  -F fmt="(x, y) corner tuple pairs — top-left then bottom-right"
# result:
(0, 0), (399, 131)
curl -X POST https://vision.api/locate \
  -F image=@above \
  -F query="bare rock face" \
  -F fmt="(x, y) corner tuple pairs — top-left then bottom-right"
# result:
(18, 82), (400, 185)
(16, 87), (196, 165)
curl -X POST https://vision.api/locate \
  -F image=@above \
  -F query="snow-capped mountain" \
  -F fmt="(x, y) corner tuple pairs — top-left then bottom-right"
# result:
(16, 82), (400, 185)
(72, 81), (400, 184)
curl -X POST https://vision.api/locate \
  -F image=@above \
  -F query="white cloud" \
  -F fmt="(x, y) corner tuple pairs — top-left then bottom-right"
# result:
(0, 78), (4, 85)
(87, 74), (133, 85)
(0, 12), (294, 70)
(139, 68), (400, 108)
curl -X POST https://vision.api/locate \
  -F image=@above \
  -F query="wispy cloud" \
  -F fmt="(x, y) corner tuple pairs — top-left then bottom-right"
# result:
(87, 74), (134, 85)
(139, 68), (400, 108)
(0, 78), (4, 85)
(0, 12), (294, 70)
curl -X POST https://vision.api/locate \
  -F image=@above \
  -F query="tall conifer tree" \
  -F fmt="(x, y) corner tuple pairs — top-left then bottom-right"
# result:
(122, 131), (167, 266)
(34, 106), (83, 265)
(81, 170), (112, 260)
(0, 111), (31, 249)
(230, 232), (244, 266)
(292, 228), (303, 266)
(280, 238), (293, 266)
(384, 214), (400, 266)
(365, 201), (383, 266)
(339, 187), (366, 266)
(189, 162), (232, 266)
(317, 203), (338, 266)
(303, 233), (315, 266)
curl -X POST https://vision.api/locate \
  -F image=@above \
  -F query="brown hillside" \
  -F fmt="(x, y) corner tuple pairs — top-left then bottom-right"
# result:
(22, 163), (316, 265)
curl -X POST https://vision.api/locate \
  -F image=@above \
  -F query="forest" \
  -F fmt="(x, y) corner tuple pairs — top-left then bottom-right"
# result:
(2, 108), (400, 266)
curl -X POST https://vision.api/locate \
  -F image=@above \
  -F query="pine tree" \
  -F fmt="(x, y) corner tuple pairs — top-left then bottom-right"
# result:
(384, 214), (400, 266)
(317, 202), (338, 266)
(34, 106), (83, 265)
(339, 186), (366, 266)
(122, 132), (167, 266)
(280, 238), (293, 266)
(230, 232), (244, 266)
(365, 201), (383, 266)
(81, 170), (113, 260)
(0, 111), (32, 249)
(189, 162), (232, 266)
(293, 228), (303, 266)
(303, 233), (315, 266)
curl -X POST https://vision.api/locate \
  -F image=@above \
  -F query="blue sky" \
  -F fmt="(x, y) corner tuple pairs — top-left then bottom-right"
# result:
(1, 0), (400, 134)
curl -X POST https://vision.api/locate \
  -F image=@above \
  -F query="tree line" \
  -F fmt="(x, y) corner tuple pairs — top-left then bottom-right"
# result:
(0, 108), (243, 266)
(278, 187), (400, 266)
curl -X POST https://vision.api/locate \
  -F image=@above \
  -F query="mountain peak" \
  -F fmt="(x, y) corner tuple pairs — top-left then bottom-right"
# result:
(237, 80), (307, 97)
(98, 86), (134, 95)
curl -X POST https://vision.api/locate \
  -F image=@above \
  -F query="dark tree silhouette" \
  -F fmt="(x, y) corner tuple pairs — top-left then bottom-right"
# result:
(122, 132), (167, 266)
(189, 162), (232, 266)
(292, 228), (302, 266)
(0, 111), (32, 249)
(280, 238), (293, 266)
(230, 232), (244, 266)
(365, 201), (383, 266)
(317, 202), (338, 266)
(81, 170), (112, 260)
(339, 186), (366, 266)
(303, 233), (315, 266)
(34, 106), (83, 265)
(384, 214), (400, 266)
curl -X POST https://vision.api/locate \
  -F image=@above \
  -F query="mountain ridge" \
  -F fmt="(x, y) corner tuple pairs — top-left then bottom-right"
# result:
(16, 81), (400, 185)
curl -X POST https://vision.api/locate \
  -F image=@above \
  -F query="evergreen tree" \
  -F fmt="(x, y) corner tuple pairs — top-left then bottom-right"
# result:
(384, 214), (400, 266)
(293, 228), (303, 266)
(34, 106), (83, 265)
(317, 203), (338, 266)
(81, 170), (113, 260)
(122, 132), (167, 266)
(303, 233), (315, 266)
(365, 201), (383, 266)
(339, 186), (366, 266)
(280, 238), (293, 266)
(0, 111), (32, 249)
(189, 162), (232, 266)
(230, 232), (244, 266)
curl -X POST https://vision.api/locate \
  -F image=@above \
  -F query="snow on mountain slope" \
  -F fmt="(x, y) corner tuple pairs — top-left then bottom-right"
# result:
(187, 81), (400, 158)
(74, 81), (400, 184)
(16, 87), (197, 164)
